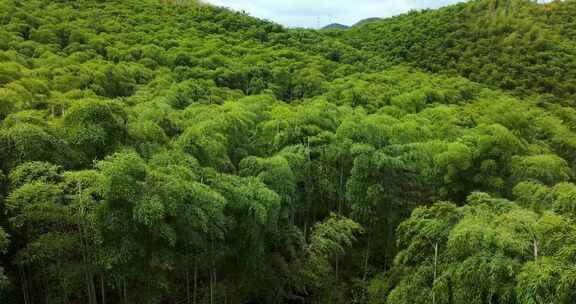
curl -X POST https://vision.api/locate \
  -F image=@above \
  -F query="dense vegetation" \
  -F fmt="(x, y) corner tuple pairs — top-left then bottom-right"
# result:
(0, 0), (575, 303)
(340, 0), (576, 103)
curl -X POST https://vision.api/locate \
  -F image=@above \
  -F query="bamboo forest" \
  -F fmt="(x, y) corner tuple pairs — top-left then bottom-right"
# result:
(1, 0), (576, 303)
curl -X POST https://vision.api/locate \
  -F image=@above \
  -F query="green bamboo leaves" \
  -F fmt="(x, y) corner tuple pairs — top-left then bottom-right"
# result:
(0, 0), (575, 302)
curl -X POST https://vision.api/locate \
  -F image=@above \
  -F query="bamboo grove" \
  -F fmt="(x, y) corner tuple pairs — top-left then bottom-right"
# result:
(0, 0), (576, 303)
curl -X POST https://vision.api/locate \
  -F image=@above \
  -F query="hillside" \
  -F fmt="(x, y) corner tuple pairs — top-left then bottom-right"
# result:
(341, 0), (576, 103)
(0, 0), (575, 304)
(321, 18), (382, 31)
(352, 17), (382, 27)
(322, 23), (350, 30)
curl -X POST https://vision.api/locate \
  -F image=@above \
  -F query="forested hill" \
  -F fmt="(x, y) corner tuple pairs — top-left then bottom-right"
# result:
(0, 0), (576, 304)
(322, 23), (350, 30)
(340, 0), (576, 103)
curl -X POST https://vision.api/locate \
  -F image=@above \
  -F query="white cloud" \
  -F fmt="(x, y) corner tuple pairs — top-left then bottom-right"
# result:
(205, 0), (468, 28)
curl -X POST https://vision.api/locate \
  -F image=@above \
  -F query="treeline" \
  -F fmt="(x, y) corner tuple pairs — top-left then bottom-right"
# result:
(0, 0), (576, 303)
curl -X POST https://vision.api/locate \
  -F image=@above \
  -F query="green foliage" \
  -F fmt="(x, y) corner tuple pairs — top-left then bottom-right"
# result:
(0, 0), (574, 303)
(0, 123), (67, 171)
(511, 154), (571, 186)
(342, 0), (576, 103)
(309, 213), (363, 261)
(303, 214), (362, 300)
(0, 227), (9, 295)
(63, 99), (127, 163)
(387, 193), (576, 304)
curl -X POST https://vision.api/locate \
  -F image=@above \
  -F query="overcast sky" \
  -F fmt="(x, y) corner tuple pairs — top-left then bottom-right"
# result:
(204, 0), (467, 28)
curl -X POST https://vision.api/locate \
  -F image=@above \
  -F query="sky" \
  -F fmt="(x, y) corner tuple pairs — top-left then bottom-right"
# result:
(204, 0), (467, 28)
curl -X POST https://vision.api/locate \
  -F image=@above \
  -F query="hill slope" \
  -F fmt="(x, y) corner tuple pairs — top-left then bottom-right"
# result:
(322, 23), (350, 30)
(352, 17), (382, 27)
(341, 0), (576, 103)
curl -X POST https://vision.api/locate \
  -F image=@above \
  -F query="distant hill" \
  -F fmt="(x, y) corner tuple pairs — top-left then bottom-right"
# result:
(352, 17), (381, 27)
(321, 18), (381, 30)
(322, 23), (349, 30)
